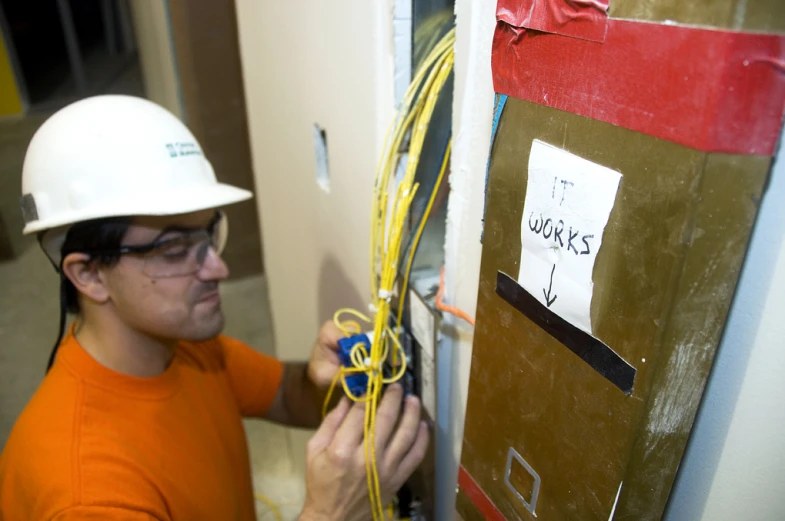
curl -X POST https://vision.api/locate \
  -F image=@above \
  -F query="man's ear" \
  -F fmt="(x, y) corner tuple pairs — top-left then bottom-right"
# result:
(61, 253), (111, 305)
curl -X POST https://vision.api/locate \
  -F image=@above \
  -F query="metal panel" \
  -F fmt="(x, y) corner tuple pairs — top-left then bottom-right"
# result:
(611, 0), (785, 32)
(398, 281), (441, 520)
(458, 96), (770, 520)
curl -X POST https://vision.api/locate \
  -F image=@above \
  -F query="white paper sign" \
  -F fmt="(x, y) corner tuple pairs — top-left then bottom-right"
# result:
(518, 140), (621, 334)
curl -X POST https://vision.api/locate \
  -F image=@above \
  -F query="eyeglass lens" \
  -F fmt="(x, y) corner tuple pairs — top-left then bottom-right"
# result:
(141, 213), (227, 278)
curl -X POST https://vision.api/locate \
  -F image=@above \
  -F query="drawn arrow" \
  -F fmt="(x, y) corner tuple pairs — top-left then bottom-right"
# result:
(543, 263), (558, 307)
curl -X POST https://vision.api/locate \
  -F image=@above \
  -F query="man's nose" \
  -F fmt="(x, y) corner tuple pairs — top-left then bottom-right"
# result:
(197, 246), (230, 281)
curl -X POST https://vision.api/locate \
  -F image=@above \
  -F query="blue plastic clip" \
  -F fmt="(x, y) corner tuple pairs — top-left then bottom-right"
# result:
(337, 333), (371, 397)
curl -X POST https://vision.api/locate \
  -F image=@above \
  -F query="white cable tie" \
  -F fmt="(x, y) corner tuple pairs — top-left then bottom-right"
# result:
(378, 289), (391, 299)
(364, 357), (371, 367)
(368, 303), (378, 313)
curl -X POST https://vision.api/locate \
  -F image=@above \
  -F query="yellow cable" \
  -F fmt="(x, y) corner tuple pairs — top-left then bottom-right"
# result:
(390, 52), (454, 362)
(370, 28), (456, 292)
(395, 140), (452, 331)
(254, 493), (282, 521)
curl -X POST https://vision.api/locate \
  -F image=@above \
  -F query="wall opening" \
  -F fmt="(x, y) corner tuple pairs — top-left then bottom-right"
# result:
(313, 123), (330, 193)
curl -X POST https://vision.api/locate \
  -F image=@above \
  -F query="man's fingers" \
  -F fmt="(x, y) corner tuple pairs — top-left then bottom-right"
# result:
(319, 320), (345, 349)
(383, 394), (422, 469)
(330, 383), (402, 460)
(307, 397), (350, 454)
(390, 421), (430, 487)
(330, 397), (368, 455)
(373, 384), (404, 450)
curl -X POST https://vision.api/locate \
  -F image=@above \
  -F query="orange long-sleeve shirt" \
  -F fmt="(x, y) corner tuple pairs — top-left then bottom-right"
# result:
(0, 330), (284, 520)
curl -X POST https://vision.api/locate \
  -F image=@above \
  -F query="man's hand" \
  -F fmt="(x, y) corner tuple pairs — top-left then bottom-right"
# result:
(307, 321), (345, 390)
(264, 321), (352, 428)
(299, 384), (429, 521)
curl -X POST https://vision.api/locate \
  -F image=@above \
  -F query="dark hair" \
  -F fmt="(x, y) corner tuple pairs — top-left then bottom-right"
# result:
(44, 216), (132, 372)
(60, 216), (132, 314)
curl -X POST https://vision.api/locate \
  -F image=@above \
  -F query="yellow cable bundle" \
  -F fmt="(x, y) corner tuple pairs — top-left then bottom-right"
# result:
(395, 139), (451, 332)
(370, 28), (456, 301)
(323, 27), (455, 521)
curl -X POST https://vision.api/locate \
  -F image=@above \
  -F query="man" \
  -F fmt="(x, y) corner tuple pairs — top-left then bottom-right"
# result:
(0, 96), (428, 520)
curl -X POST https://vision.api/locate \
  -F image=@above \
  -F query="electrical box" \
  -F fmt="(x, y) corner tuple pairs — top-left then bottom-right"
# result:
(457, 1), (785, 520)
(395, 275), (441, 521)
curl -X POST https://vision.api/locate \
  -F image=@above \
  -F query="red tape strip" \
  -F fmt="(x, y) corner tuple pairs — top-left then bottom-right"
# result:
(498, 0), (609, 43)
(492, 18), (785, 155)
(458, 465), (507, 521)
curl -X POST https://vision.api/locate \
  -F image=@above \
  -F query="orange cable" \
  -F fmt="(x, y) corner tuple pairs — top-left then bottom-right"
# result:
(435, 266), (475, 327)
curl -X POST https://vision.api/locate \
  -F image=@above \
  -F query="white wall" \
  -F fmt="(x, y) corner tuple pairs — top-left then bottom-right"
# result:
(664, 136), (785, 520)
(234, 0), (394, 471)
(437, 0), (496, 518)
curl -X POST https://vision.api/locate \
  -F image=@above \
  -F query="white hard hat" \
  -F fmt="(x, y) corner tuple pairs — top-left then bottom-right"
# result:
(20, 95), (252, 236)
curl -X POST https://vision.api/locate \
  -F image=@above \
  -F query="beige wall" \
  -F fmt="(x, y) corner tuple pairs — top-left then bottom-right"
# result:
(129, 0), (182, 119)
(235, 0), (394, 470)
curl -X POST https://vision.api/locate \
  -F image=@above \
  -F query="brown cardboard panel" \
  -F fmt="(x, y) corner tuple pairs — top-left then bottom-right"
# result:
(168, 0), (263, 278)
(611, 0), (785, 33)
(459, 96), (770, 520)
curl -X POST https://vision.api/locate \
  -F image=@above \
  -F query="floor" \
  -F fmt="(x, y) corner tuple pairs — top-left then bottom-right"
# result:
(0, 63), (305, 521)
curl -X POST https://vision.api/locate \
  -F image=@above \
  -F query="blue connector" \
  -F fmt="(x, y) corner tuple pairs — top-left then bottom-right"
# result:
(337, 333), (371, 397)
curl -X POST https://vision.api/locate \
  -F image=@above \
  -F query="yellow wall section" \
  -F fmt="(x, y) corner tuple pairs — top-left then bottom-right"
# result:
(0, 32), (22, 117)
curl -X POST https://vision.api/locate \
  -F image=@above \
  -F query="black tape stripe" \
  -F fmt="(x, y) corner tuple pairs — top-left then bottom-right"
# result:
(495, 271), (636, 394)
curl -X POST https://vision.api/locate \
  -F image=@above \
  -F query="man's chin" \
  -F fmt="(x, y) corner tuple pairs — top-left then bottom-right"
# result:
(186, 311), (225, 342)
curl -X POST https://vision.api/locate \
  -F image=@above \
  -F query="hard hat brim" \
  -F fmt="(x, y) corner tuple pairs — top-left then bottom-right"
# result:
(22, 182), (253, 235)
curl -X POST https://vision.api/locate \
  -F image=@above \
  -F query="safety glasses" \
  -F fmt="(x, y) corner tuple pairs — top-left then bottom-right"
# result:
(84, 211), (228, 278)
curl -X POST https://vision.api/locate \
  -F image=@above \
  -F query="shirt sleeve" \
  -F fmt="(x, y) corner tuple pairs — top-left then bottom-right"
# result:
(52, 505), (166, 520)
(217, 335), (284, 418)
